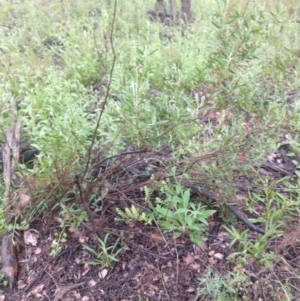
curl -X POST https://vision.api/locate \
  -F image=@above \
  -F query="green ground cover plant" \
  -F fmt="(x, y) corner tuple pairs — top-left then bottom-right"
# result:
(1, 0), (300, 299)
(152, 172), (216, 246)
(83, 233), (122, 268)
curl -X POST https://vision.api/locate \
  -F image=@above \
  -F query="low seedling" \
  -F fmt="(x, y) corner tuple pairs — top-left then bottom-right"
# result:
(115, 204), (153, 225)
(83, 233), (122, 268)
(50, 231), (67, 257)
(153, 176), (215, 246)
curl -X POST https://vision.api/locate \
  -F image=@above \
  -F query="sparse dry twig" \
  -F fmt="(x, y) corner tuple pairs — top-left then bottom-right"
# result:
(83, 0), (118, 179)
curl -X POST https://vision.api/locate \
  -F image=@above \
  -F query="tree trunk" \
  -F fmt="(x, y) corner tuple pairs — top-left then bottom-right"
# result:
(181, 0), (192, 22)
(169, 0), (175, 17)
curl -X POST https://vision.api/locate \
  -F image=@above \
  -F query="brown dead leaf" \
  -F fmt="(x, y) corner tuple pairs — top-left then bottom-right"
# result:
(276, 223), (300, 255)
(183, 254), (194, 265)
(190, 263), (201, 270)
(53, 282), (85, 301)
(67, 227), (83, 239)
(17, 280), (27, 290)
(150, 232), (164, 241)
(24, 271), (38, 286)
(94, 218), (107, 228)
(28, 284), (44, 298)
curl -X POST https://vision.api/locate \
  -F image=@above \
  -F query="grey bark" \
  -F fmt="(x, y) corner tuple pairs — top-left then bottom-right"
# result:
(181, 0), (192, 22)
(169, 0), (175, 16)
(151, 0), (192, 23)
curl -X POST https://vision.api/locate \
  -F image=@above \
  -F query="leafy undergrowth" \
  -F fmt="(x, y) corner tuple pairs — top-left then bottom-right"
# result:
(1, 0), (300, 300)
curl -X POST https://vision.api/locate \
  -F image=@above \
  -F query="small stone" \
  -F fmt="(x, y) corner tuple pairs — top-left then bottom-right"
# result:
(186, 287), (196, 293)
(34, 248), (41, 255)
(99, 269), (108, 279)
(217, 231), (228, 239)
(190, 263), (201, 270)
(208, 250), (215, 257)
(88, 279), (97, 287)
(213, 253), (224, 260)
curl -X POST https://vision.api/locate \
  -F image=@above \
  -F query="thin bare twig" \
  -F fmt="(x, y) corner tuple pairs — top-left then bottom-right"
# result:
(73, 0), (118, 234)
(83, 0), (118, 179)
(75, 174), (96, 232)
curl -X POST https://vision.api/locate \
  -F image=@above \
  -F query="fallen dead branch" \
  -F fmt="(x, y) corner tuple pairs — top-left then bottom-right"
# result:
(199, 187), (265, 234)
(1, 232), (17, 291)
(1, 86), (21, 291)
(76, 142), (299, 238)
(76, 146), (265, 235)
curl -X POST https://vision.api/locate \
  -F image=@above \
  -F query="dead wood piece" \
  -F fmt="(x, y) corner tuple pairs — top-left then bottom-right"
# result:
(0, 141), (40, 174)
(2, 139), (11, 198)
(260, 162), (292, 177)
(199, 188), (266, 235)
(260, 143), (300, 177)
(1, 231), (17, 291)
(207, 215), (222, 244)
(227, 204), (265, 234)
